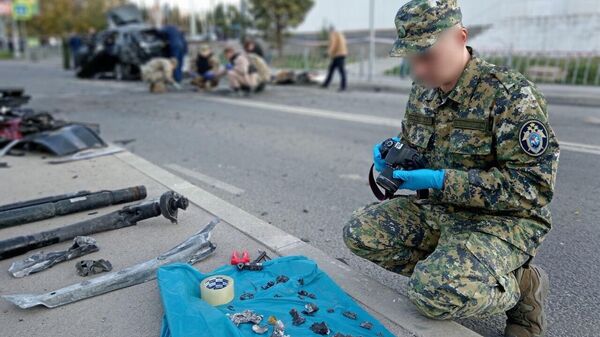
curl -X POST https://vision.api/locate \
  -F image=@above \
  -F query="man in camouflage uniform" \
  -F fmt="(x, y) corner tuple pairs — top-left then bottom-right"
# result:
(342, 1), (559, 337)
(140, 57), (179, 93)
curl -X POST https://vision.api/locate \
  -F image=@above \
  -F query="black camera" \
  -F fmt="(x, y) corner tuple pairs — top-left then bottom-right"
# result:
(369, 138), (427, 200)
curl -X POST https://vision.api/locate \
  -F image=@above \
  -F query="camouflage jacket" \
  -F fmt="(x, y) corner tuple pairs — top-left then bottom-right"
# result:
(401, 48), (560, 255)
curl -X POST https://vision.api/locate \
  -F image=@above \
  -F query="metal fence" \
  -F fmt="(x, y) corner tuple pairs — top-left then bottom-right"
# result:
(386, 49), (600, 87)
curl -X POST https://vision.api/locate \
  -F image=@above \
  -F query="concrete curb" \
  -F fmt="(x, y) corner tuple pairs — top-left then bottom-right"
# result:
(349, 79), (600, 108)
(114, 151), (482, 337)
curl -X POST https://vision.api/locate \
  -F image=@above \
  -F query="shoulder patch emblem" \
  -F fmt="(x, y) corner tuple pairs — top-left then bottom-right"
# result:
(519, 120), (549, 156)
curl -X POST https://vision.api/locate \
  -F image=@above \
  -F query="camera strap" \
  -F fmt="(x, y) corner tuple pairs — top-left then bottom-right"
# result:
(368, 164), (396, 201)
(368, 164), (429, 201)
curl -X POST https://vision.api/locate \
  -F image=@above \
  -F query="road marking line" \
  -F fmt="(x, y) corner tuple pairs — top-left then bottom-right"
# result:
(201, 96), (402, 128)
(165, 163), (245, 196)
(338, 173), (363, 181)
(560, 141), (600, 156)
(203, 96), (600, 156)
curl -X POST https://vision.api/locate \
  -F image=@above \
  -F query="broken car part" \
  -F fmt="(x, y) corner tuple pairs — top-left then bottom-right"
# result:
(302, 303), (319, 316)
(310, 322), (330, 335)
(1, 218), (218, 309)
(239, 292), (254, 300)
(298, 290), (316, 299)
(252, 324), (269, 334)
(342, 311), (358, 320)
(261, 281), (275, 290)
(275, 275), (289, 283)
(228, 309), (263, 326)
(8, 236), (99, 278)
(0, 185), (147, 229)
(27, 124), (106, 156)
(76, 259), (113, 276)
(0, 88), (30, 109)
(360, 321), (373, 330)
(289, 308), (306, 326)
(48, 145), (124, 164)
(0, 191), (188, 260)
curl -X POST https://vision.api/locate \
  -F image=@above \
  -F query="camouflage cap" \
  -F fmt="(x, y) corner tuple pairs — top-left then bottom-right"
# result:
(390, 0), (462, 57)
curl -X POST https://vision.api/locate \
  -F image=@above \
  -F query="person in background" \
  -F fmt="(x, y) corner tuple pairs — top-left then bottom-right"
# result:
(222, 46), (258, 96)
(321, 26), (347, 92)
(243, 38), (265, 59)
(140, 57), (178, 93)
(191, 44), (220, 91)
(244, 40), (270, 93)
(161, 25), (188, 83)
(67, 33), (83, 68)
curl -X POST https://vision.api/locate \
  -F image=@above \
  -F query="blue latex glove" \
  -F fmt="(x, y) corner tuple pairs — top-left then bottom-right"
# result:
(393, 169), (446, 191)
(373, 137), (400, 172)
(225, 63), (233, 71)
(203, 71), (215, 80)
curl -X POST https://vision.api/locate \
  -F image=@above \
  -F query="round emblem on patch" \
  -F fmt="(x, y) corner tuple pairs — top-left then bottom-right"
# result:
(519, 120), (549, 156)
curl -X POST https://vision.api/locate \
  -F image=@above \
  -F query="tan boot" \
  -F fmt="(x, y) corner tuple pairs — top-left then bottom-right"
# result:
(504, 265), (550, 337)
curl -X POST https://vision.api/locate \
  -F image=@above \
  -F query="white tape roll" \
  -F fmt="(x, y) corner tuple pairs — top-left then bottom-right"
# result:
(200, 275), (235, 306)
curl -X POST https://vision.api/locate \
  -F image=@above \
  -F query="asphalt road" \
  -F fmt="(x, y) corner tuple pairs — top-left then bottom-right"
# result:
(2, 59), (599, 337)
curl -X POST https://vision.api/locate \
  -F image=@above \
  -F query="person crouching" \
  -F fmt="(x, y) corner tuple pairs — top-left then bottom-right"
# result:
(140, 57), (178, 93)
(191, 44), (220, 91)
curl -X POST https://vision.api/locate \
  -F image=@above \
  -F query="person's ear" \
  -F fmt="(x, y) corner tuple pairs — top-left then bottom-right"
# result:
(459, 27), (468, 44)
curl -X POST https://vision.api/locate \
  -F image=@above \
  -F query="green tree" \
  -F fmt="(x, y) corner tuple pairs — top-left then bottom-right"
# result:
(248, 0), (314, 56)
(208, 4), (250, 40)
(28, 0), (129, 37)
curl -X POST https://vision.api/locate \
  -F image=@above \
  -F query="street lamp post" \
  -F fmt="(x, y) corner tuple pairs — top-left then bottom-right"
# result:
(189, 0), (197, 37)
(368, 0), (375, 82)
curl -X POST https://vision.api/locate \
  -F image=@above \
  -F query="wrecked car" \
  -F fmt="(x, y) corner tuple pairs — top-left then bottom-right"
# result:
(76, 5), (169, 80)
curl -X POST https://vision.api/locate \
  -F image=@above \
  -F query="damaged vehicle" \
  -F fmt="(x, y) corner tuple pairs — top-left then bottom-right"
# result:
(76, 5), (169, 80)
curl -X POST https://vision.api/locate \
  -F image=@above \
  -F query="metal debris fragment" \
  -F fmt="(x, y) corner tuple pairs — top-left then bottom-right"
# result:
(310, 321), (330, 335)
(342, 311), (357, 320)
(302, 302), (319, 316)
(252, 324), (269, 334)
(298, 290), (316, 299)
(8, 236), (99, 278)
(261, 281), (275, 290)
(1, 219), (218, 309)
(240, 292), (254, 300)
(48, 145), (124, 164)
(275, 275), (289, 283)
(360, 321), (373, 330)
(228, 309), (263, 326)
(289, 308), (306, 326)
(75, 259), (113, 276)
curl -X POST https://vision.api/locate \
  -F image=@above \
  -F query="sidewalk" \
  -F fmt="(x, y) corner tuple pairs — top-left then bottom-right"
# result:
(0, 151), (481, 337)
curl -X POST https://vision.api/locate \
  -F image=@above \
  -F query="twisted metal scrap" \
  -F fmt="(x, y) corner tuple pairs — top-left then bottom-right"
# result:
(2, 218), (219, 309)
(8, 236), (99, 278)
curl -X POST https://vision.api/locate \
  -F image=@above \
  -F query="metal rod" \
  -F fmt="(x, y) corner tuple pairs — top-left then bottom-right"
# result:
(0, 191), (188, 260)
(0, 186), (147, 228)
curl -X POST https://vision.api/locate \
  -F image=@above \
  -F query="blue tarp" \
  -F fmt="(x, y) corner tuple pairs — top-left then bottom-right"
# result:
(158, 255), (395, 337)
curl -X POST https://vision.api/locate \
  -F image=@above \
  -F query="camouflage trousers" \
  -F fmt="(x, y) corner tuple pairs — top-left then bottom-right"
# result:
(343, 196), (531, 320)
